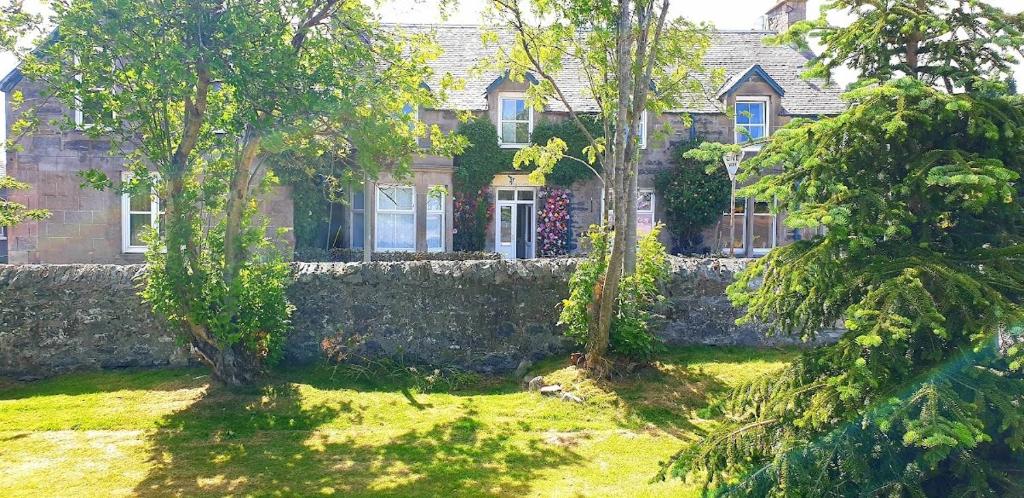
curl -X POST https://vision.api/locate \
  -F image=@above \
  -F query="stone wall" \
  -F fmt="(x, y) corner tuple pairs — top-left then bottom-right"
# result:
(0, 258), (809, 379)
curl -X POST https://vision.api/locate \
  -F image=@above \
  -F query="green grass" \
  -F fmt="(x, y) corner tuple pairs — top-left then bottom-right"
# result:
(0, 346), (796, 497)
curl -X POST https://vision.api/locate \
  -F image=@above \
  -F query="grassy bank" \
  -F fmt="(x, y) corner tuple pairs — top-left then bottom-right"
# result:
(0, 346), (796, 497)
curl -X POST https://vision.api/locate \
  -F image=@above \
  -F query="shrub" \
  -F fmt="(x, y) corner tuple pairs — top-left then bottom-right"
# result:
(654, 140), (730, 253)
(559, 224), (670, 362)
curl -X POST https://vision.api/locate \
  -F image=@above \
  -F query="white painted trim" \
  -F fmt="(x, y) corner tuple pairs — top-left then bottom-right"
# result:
(734, 96), (770, 151)
(638, 110), (648, 150)
(497, 92), (533, 148)
(374, 184), (416, 252)
(426, 186), (445, 252)
(494, 187), (537, 259)
(121, 171), (161, 254)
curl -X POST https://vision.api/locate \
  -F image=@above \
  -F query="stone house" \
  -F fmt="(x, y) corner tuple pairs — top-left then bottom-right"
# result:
(1, 0), (843, 263)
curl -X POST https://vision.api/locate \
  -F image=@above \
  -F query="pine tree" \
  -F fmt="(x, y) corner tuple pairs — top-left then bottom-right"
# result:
(668, 1), (1024, 495)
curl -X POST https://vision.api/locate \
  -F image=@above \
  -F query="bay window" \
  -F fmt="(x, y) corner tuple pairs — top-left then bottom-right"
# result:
(375, 185), (415, 251)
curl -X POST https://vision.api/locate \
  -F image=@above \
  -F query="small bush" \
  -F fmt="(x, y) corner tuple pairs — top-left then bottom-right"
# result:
(559, 224), (670, 362)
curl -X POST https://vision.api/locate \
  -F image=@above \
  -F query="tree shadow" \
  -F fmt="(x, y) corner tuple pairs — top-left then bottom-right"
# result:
(0, 368), (205, 400)
(133, 378), (580, 497)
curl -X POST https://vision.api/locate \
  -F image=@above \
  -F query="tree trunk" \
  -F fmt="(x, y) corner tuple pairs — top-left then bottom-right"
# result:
(623, 162), (638, 274)
(189, 330), (262, 387)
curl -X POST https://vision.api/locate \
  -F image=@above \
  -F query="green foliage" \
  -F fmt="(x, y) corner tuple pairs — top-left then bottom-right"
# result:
(671, 31), (1024, 498)
(3, 0), (459, 383)
(527, 117), (604, 186)
(0, 176), (50, 228)
(560, 225), (670, 362)
(654, 140), (731, 252)
(453, 119), (515, 194)
(453, 187), (492, 252)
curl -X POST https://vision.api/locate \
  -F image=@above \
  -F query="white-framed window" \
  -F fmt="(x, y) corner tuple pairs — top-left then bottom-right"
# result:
(719, 198), (777, 255)
(720, 197), (747, 254)
(637, 110), (648, 150)
(750, 200), (777, 255)
(426, 186), (445, 252)
(735, 97), (769, 149)
(121, 172), (162, 253)
(74, 55), (115, 130)
(0, 225), (7, 241)
(375, 184), (415, 251)
(637, 189), (655, 235)
(498, 92), (532, 147)
(350, 188), (365, 249)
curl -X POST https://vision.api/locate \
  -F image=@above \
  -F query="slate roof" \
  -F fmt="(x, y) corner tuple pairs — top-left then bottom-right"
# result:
(402, 24), (845, 116)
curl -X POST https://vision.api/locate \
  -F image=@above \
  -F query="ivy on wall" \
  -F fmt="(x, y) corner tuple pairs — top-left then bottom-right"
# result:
(451, 116), (602, 252)
(654, 139), (731, 254)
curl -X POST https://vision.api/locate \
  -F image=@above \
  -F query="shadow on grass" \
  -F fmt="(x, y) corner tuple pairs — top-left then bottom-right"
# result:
(0, 368), (206, 400)
(133, 378), (580, 497)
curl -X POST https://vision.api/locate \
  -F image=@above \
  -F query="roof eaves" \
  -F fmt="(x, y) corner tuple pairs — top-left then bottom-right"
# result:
(0, 68), (23, 93)
(484, 70), (539, 95)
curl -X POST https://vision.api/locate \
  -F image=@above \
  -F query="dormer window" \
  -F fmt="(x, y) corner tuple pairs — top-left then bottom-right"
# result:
(498, 93), (532, 148)
(735, 97), (768, 148)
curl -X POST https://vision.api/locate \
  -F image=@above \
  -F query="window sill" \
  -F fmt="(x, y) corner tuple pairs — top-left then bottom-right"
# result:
(122, 247), (147, 254)
(499, 142), (528, 149)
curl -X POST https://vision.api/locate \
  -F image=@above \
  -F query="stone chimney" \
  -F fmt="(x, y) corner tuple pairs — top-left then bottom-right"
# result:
(763, 0), (808, 32)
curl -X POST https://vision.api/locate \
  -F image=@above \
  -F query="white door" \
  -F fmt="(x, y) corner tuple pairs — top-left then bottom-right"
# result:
(496, 201), (517, 259)
(495, 188), (536, 259)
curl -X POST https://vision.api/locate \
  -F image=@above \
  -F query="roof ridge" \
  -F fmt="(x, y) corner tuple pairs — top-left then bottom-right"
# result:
(385, 23), (778, 35)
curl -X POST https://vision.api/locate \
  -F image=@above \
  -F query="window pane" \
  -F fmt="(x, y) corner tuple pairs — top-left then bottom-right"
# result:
(748, 102), (765, 124)
(497, 190), (515, 201)
(377, 213), (415, 250)
(427, 190), (444, 211)
(403, 103), (415, 116)
(352, 190), (364, 210)
(736, 103), (750, 125)
(129, 213), (151, 246)
(427, 213), (443, 250)
(378, 186), (413, 210)
(638, 213), (654, 235)
(351, 211), (364, 249)
(719, 213), (745, 250)
(637, 191), (653, 212)
(746, 125), (765, 141)
(754, 201), (772, 214)
(515, 122), (529, 143)
(501, 98), (525, 120)
(517, 190), (534, 201)
(499, 205), (512, 244)
(129, 192), (150, 212)
(751, 214), (775, 250)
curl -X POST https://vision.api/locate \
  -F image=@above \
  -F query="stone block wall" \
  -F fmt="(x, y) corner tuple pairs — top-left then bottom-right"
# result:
(0, 257), (816, 379)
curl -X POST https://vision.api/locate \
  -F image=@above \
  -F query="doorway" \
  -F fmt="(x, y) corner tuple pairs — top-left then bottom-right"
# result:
(495, 188), (536, 259)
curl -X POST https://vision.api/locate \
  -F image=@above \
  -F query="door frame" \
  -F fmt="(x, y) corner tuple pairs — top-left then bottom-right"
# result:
(494, 187), (537, 259)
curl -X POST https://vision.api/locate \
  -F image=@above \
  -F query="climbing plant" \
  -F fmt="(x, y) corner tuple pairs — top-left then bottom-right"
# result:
(654, 139), (730, 254)
(529, 117), (604, 186)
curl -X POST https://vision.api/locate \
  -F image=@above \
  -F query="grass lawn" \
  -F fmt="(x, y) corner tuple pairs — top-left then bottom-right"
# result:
(0, 346), (796, 497)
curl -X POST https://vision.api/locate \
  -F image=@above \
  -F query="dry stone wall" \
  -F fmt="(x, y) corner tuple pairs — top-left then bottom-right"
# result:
(0, 258), (816, 379)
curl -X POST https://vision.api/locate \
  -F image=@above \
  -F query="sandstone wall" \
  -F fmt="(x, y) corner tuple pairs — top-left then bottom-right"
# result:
(0, 258), (809, 379)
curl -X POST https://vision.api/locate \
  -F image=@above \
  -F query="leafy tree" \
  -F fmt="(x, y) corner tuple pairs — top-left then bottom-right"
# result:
(0, 176), (50, 229)
(3, 0), (459, 385)
(669, 1), (1024, 495)
(486, 0), (712, 373)
(529, 116), (604, 186)
(654, 140), (730, 253)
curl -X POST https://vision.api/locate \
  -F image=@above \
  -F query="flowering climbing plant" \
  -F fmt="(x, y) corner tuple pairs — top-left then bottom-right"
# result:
(537, 187), (572, 257)
(453, 187), (492, 252)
